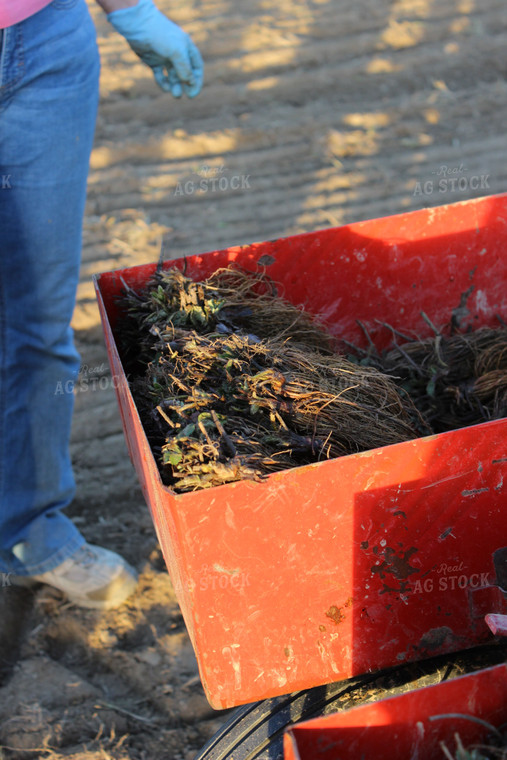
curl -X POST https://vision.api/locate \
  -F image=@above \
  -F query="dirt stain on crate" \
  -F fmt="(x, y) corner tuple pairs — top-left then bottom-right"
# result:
(325, 598), (354, 625)
(326, 605), (346, 625)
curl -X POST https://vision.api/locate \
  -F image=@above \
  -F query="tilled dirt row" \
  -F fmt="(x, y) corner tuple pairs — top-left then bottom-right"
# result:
(1, 0), (506, 757)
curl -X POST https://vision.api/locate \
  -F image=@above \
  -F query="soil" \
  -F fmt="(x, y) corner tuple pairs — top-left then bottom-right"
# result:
(1, 0), (507, 757)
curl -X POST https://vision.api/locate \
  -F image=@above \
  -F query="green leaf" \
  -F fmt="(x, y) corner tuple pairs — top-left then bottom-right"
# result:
(163, 449), (183, 466)
(206, 298), (225, 315)
(190, 306), (207, 327)
(171, 310), (190, 326)
(177, 423), (196, 439)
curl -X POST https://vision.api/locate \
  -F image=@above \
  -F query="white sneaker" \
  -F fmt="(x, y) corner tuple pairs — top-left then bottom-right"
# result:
(15, 543), (138, 610)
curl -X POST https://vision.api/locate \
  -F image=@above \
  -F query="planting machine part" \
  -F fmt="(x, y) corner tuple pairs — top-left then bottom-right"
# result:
(195, 647), (507, 760)
(485, 614), (507, 636)
(95, 193), (507, 708)
(284, 662), (507, 760)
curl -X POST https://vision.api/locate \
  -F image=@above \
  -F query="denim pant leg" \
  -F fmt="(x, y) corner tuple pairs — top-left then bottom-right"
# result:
(0, 0), (100, 575)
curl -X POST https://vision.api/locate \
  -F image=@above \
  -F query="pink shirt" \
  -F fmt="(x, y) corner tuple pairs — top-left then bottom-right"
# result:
(0, 0), (53, 28)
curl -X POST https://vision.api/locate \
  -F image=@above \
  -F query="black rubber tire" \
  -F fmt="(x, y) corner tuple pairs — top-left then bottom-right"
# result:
(194, 676), (373, 760)
(194, 644), (507, 760)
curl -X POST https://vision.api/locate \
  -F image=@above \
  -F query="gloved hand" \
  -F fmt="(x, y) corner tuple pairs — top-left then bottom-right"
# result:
(107, 0), (203, 98)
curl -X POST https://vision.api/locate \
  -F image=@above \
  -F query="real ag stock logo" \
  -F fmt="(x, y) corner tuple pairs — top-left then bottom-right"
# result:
(413, 164), (490, 196)
(174, 164), (251, 196)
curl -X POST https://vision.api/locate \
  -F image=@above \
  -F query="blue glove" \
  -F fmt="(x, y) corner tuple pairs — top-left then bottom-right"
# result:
(107, 0), (203, 98)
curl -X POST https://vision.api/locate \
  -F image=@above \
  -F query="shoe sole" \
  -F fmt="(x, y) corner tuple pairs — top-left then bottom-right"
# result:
(11, 571), (137, 610)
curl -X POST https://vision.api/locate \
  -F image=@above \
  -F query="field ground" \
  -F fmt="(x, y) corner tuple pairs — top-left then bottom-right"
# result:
(1, 0), (507, 757)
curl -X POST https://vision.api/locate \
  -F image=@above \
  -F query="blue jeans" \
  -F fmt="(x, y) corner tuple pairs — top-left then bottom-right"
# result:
(0, 0), (100, 575)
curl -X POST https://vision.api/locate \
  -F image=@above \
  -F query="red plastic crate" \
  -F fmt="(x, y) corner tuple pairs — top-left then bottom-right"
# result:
(94, 194), (507, 709)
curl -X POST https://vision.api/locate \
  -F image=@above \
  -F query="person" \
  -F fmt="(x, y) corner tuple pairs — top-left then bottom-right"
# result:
(0, 0), (203, 609)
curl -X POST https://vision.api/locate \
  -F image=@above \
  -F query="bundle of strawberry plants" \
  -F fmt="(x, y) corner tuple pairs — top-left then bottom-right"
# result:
(118, 265), (422, 492)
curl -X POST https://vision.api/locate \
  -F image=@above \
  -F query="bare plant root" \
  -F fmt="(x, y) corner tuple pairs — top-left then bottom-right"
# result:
(119, 265), (422, 492)
(352, 323), (507, 432)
